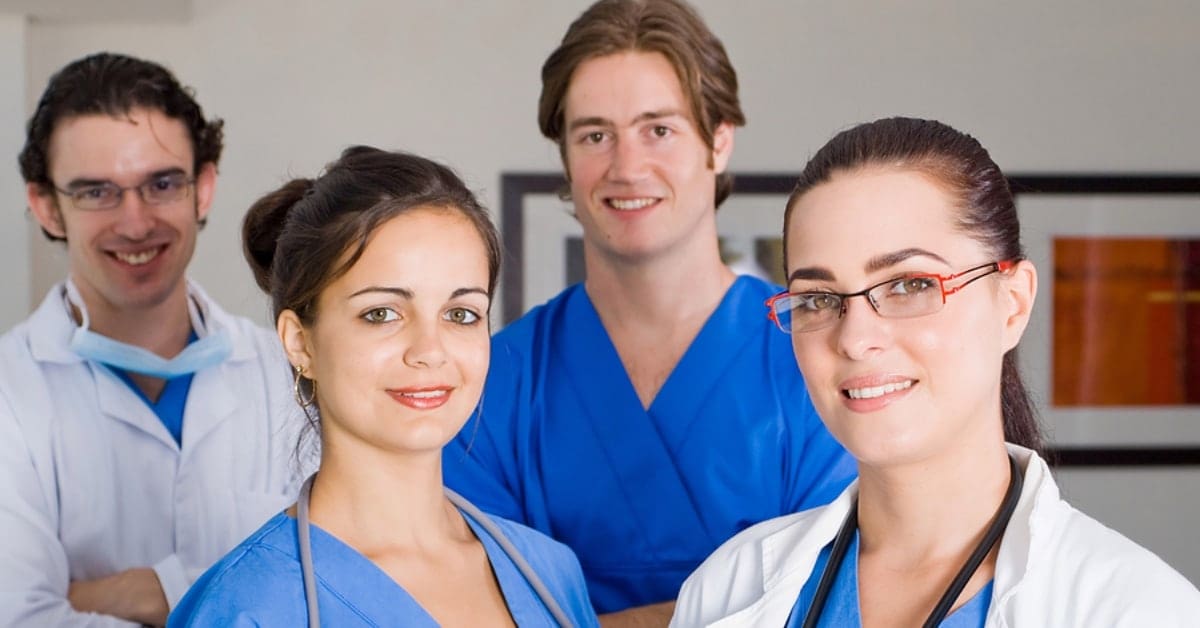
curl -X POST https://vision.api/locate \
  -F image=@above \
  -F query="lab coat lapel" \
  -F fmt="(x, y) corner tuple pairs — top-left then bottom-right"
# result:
(92, 364), (179, 449)
(178, 309), (257, 450)
(555, 288), (713, 544)
(715, 485), (857, 627)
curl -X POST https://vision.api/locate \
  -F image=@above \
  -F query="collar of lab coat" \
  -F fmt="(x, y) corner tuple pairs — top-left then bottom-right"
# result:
(23, 279), (263, 450)
(716, 444), (1053, 627)
(26, 278), (258, 367)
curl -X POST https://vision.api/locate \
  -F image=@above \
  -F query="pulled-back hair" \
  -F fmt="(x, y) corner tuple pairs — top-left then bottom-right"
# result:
(244, 146), (501, 326)
(539, 0), (745, 207)
(19, 52), (223, 241)
(784, 117), (1042, 454)
(243, 146), (502, 453)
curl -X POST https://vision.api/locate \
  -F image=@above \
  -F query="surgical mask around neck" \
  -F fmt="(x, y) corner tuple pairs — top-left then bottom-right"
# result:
(65, 280), (232, 379)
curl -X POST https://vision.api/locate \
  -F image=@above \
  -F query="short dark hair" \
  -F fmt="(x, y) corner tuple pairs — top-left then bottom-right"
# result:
(785, 117), (1043, 454)
(539, 0), (745, 207)
(19, 52), (224, 240)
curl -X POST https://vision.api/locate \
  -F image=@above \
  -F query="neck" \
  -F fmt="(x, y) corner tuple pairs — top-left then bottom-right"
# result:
(856, 439), (1012, 569)
(308, 439), (460, 550)
(583, 232), (735, 329)
(70, 277), (193, 359)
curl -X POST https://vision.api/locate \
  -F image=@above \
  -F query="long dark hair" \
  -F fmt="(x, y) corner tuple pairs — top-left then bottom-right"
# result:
(784, 117), (1042, 454)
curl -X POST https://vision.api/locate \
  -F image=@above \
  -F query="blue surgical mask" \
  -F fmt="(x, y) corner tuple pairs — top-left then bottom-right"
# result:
(65, 280), (233, 379)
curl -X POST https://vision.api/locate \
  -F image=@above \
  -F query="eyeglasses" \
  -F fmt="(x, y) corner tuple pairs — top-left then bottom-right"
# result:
(53, 172), (195, 210)
(766, 260), (1018, 334)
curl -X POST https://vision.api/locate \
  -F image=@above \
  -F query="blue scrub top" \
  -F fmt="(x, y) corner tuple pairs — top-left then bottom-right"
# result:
(444, 276), (856, 613)
(785, 530), (992, 627)
(110, 330), (199, 446)
(169, 508), (599, 627)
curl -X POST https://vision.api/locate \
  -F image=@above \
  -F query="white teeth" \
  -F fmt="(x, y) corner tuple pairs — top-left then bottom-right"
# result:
(608, 198), (656, 210)
(114, 249), (159, 265)
(404, 390), (447, 399)
(846, 380), (913, 399)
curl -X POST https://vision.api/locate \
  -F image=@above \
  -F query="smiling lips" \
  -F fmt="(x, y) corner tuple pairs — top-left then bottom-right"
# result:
(110, 245), (166, 267)
(845, 380), (914, 400)
(606, 197), (660, 211)
(839, 377), (917, 411)
(387, 387), (453, 410)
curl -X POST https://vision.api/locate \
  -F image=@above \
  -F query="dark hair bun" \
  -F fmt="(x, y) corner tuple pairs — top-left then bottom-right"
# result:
(242, 178), (314, 293)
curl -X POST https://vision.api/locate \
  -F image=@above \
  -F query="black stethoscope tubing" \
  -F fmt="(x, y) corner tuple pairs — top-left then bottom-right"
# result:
(296, 474), (575, 628)
(801, 454), (1024, 628)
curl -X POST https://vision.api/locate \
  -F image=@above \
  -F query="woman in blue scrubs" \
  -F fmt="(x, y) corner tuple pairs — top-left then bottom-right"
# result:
(672, 118), (1200, 627)
(169, 147), (598, 627)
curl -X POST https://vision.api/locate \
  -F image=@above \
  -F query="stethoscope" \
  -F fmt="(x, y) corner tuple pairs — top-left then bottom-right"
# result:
(295, 474), (575, 627)
(800, 455), (1023, 628)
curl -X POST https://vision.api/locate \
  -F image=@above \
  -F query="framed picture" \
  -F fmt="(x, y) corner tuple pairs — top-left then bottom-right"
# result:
(499, 172), (1200, 465)
(1011, 175), (1200, 465)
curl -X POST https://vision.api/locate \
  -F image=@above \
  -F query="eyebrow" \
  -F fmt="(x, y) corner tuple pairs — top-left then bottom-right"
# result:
(787, 248), (951, 285)
(62, 167), (188, 190)
(348, 286), (489, 300)
(566, 109), (687, 133)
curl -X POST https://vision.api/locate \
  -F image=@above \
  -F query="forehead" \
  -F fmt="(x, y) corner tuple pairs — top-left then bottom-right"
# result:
(46, 107), (194, 181)
(563, 50), (690, 124)
(331, 208), (489, 290)
(786, 167), (983, 273)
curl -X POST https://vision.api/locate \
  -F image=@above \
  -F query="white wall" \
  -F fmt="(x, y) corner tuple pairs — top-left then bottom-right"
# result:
(11, 0), (1200, 584)
(0, 14), (28, 330)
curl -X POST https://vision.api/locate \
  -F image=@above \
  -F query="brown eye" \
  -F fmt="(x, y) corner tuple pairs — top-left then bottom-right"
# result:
(362, 308), (398, 324)
(796, 293), (840, 312)
(891, 277), (938, 296)
(444, 308), (481, 325)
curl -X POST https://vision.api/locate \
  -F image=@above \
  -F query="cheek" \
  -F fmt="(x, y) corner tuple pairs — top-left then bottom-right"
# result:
(566, 151), (605, 187)
(791, 333), (836, 395)
(451, 333), (491, 384)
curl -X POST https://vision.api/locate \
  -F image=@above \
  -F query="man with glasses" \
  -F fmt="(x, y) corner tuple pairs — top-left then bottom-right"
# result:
(0, 53), (301, 626)
(443, 1), (855, 625)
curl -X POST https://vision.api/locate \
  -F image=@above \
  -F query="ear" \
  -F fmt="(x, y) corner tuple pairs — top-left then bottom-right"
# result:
(710, 122), (735, 175)
(193, 162), (218, 222)
(277, 309), (316, 379)
(27, 183), (66, 239)
(999, 259), (1037, 352)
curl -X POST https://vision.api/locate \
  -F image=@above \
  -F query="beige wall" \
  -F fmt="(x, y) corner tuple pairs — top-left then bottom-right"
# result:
(6, 0), (1200, 584)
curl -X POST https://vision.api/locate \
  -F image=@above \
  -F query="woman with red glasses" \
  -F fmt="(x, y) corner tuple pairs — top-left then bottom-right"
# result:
(672, 117), (1200, 627)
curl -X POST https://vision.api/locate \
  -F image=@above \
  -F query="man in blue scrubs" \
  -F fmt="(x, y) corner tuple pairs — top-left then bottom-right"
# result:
(443, 1), (856, 625)
(0, 54), (300, 625)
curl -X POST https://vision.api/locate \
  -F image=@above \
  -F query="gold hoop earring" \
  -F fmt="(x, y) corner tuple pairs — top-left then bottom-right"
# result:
(293, 365), (316, 408)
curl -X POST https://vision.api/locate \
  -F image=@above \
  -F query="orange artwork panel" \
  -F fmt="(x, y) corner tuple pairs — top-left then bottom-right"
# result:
(1053, 238), (1200, 406)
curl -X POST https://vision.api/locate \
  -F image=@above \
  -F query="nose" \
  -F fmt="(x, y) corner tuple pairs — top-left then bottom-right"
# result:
(111, 191), (156, 240)
(606, 135), (650, 183)
(403, 318), (448, 369)
(833, 296), (890, 361)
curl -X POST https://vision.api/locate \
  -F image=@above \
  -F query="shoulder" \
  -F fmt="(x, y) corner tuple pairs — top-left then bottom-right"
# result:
(1041, 503), (1200, 609)
(171, 514), (303, 623)
(690, 506), (823, 581)
(485, 512), (581, 572)
(674, 506), (831, 626)
(493, 285), (580, 347)
(481, 512), (600, 627)
(732, 274), (783, 301)
(1002, 458), (1200, 624)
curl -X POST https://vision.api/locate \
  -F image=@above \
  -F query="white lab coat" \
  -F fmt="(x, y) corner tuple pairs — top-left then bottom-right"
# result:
(0, 281), (305, 627)
(672, 444), (1200, 627)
